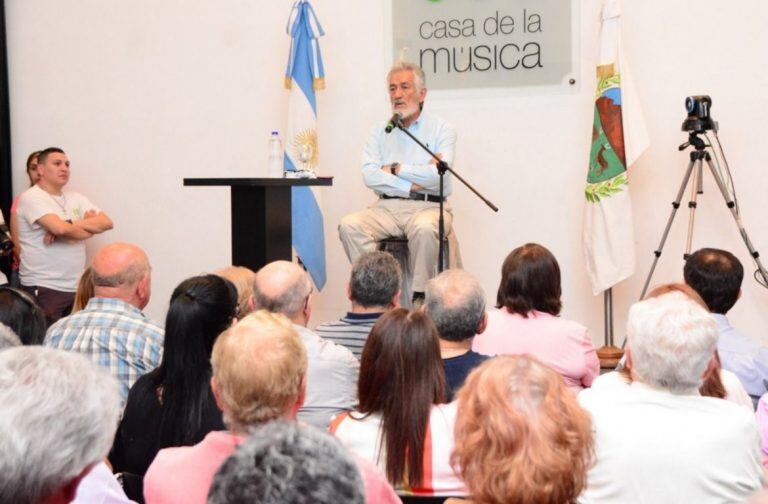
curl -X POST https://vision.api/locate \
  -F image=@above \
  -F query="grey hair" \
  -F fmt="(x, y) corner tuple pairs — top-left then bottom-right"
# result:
(627, 291), (718, 394)
(425, 269), (486, 342)
(208, 421), (365, 504)
(0, 347), (120, 503)
(253, 269), (312, 320)
(387, 60), (426, 92)
(0, 322), (21, 351)
(92, 260), (148, 288)
(350, 251), (401, 308)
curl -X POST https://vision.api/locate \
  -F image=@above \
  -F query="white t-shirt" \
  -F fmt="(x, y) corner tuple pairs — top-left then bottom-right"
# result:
(16, 185), (97, 291)
(578, 380), (764, 504)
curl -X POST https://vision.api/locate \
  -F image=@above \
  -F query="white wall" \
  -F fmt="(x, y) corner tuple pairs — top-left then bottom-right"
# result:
(6, 0), (768, 345)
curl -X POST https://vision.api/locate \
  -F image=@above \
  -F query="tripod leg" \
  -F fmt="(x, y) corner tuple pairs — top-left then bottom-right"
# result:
(639, 159), (696, 300)
(684, 159), (704, 258)
(704, 156), (768, 285)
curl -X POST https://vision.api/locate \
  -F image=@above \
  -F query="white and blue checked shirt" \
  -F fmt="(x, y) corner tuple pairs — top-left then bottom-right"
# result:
(45, 297), (164, 403)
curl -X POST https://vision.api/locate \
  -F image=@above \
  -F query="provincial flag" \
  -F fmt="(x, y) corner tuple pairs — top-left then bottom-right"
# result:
(582, 0), (648, 295)
(284, 0), (327, 289)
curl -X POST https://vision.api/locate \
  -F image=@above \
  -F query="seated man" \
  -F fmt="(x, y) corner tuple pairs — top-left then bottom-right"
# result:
(685, 247), (768, 407)
(339, 60), (457, 304)
(253, 261), (359, 429)
(424, 269), (488, 401)
(144, 310), (397, 504)
(45, 242), (163, 403)
(579, 292), (763, 503)
(314, 250), (401, 358)
(16, 147), (113, 323)
(0, 346), (124, 504)
(208, 421), (365, 504)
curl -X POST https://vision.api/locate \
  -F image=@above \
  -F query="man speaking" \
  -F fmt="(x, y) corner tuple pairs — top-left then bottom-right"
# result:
(339, 61), (457, 305)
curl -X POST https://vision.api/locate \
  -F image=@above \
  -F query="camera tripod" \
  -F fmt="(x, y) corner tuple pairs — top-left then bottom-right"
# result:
(639, 131), (768, 300)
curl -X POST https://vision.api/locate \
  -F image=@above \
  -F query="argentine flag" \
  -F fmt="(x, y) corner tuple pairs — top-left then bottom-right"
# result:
(284, 0), (326, 289)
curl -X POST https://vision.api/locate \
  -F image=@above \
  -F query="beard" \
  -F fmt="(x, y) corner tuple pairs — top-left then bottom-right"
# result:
(392, 103), (420, 122)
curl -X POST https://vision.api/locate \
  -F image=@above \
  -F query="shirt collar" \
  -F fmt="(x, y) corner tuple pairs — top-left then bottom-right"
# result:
(84, 297), (145, 317)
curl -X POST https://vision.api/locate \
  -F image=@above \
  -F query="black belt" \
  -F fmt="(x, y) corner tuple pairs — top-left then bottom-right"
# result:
(381, 193), (445, 203)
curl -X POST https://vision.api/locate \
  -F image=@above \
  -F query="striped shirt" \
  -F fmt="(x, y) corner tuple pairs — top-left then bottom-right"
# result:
(45, 297), (164, 404)
(314, 312), (382, 359)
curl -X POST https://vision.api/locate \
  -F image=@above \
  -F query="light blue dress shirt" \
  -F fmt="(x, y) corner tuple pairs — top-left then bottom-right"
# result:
(715, 313), (768, 407)
(361, 111), (457, 198)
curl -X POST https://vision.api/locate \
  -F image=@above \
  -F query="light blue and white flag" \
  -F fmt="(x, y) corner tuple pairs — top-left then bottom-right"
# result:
(284, 0), (326, 289)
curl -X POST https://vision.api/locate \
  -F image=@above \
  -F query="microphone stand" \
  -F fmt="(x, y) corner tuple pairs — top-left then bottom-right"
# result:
(394, 119), (499, 272)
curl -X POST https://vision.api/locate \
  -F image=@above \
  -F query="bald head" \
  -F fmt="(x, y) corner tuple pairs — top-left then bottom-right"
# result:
(253, 261), (312, 323)
(91, 242), (151, 308)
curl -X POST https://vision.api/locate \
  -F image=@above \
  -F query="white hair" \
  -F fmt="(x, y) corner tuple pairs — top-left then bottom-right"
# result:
(387, 60), (426, 92)
(0, 322), (21, 351)
(0, 347), (121, 503)
(627, 291), (718, 394)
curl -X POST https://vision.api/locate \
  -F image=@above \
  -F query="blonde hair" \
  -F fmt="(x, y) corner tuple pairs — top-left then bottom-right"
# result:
(211, 310), (307, 432)
(216, 266), (256, 320)
(452, 355), (594, 504)
(72, 267), (94, 313)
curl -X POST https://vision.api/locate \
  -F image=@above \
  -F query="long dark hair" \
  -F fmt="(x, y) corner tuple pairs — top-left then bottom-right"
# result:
(357, 308), (445, 487)
(152, 274), (237, 447)
(0, 287), (47, 345)
(496, 243), (562, 317)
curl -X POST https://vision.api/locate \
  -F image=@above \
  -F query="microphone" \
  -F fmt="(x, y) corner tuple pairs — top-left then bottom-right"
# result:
(385, 113), (402, 134)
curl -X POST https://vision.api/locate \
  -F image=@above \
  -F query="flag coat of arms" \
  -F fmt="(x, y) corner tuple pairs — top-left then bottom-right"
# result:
(582, 0), (648, 295)
(284, 0), (327, 289)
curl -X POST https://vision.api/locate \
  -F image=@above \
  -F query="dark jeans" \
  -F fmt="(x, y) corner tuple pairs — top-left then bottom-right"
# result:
(21, 285), (74, 327)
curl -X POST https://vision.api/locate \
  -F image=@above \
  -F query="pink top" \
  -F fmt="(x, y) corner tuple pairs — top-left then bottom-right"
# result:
(144, 428), (399, 503)
(472, 309), (599, 391)
(144, 431), (244, 504)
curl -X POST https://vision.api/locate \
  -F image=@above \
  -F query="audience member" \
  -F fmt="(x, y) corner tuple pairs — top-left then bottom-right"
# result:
(72, 266), (94, 313)
(142, 310), (303, 503)
(9, 150), (41, 287)
(215, 265), (256, 320)
(449, 355), (593, 504)
(473, 243), (599, 391)
(424, 269), (488, 401)
(254, 260), (359, 428)
(0, 286), (47, 345)
(684, 247), (768, 407)
(0, 346), (122, 504)
(16, 147), (113, 324)
(208, 421), (365, 504)
(0, 322), (21, 350)
(600, 283), (753, 411)
(331, 308), (467, 497)
(315, 250), (401, 358)
(579, 292), (763, 503)
(45, 242), (163, 402)
(110, 274), (237, 502)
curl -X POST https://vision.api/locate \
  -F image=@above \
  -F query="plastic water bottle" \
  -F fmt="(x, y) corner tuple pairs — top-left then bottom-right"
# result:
(268, 131), (284, 178)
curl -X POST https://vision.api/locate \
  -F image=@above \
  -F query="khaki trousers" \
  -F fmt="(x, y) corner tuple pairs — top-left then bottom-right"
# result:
(338, 198), (453, 293)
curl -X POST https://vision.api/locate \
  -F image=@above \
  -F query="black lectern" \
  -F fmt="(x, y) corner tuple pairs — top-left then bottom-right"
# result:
(183, 177), (333, 271)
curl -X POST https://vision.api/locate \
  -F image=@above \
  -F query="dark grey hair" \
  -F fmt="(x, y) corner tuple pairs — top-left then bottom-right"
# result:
(208, 421), (365, 504)
(425, 269), (486, 342)
(350, 251), (401, 308)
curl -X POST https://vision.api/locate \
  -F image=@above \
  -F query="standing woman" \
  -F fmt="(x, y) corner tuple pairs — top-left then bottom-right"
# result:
(9, 151), (41, 287)
(330, 308), (467, 498)
(473, 243), (600, 391)
(110, 274), (238, 503)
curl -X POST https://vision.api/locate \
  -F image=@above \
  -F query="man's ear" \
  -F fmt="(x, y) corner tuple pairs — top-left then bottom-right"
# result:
(211, 376), (225, 412)
(347, 283), (353, 302)
(701, 354), (719, 381)
(476, 312), (488, 335)
(137, 274), (150, 303)
(390, 290), (401, 308)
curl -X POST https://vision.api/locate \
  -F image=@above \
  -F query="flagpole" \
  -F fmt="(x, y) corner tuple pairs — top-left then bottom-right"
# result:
(597, 287), (623, 369)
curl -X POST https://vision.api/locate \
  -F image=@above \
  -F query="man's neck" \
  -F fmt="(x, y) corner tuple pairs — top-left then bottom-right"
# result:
(37, 180), (63, 196)
(439, 337), (472, 359)
(401, 109), (422, 129)
(350, 302), (389, 315)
